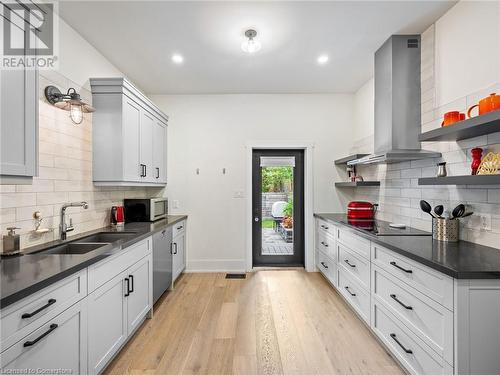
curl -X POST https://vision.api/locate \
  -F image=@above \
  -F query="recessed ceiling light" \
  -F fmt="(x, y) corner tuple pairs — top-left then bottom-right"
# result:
(317, 54), (329, 65)
(172, 54), (184, 64)
(241, 29), (261, 54)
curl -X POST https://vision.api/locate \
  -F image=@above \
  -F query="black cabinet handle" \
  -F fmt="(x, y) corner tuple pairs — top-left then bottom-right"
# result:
(177, 225), (183, 230)
(171, 242), (178, 255)
(23, 324), (58, 347)
(140, 164), (146, 177)
(344, 259), (356, 268)
(129, 275), (134, 293)
(320, 241), (329, 247)
(390, 261), (413, 274)
(345, 286), (356, 296)
(390, 294), (413, 310)
(156, 167), (160, 179)
(124, 277), (130, 297)
(390, 333), (413, 354)
(321, 225), (329, 230)
(144, 165), (147, 177)
(320, 261), (328, 269)
(21, 299), (56, 319)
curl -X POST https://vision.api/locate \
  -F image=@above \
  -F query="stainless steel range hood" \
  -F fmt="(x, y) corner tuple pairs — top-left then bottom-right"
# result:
(348, 35), (441, 165)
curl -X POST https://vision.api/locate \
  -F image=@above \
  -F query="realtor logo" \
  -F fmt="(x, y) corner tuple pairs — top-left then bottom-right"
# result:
(1, 0), (58, 69)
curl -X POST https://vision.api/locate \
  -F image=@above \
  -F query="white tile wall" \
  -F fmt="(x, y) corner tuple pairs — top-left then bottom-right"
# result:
(0, 70), (164, 252)
(346, 24), (500, 249)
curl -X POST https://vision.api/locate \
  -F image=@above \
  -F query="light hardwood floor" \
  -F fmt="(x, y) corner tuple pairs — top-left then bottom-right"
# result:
(104, 270), (404, 375)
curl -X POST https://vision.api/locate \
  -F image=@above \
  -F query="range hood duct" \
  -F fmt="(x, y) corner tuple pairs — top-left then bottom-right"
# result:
(348, 35), (441, 165)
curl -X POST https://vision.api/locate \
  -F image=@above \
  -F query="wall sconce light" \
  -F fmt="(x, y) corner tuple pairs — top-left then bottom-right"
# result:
(44, 86), (95, 124)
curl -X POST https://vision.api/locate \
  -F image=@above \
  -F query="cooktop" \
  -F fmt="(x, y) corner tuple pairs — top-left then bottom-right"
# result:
(340, 219), (431, 236)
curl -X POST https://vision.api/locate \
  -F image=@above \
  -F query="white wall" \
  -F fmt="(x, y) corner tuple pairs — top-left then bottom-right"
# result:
(434, 1), (500, 107)
(151, 94), (354, 271)
(352, 78), (374, 153)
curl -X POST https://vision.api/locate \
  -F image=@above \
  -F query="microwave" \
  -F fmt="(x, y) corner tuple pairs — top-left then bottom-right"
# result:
(124, 198), (168, 222)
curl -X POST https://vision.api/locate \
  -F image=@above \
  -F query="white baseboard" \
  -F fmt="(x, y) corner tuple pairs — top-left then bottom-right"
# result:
(186, 259), (246, 273)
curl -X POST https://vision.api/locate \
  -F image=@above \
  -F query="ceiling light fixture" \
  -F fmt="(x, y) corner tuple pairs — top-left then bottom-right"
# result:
(241, 29), (261, 54)
(44, 86), (95, 125)
(172, 54), (184, 64)
(317, 54), (329, 65)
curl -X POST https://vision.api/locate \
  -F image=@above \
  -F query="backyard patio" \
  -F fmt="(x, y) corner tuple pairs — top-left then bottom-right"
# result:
(261, 219), (293, 255)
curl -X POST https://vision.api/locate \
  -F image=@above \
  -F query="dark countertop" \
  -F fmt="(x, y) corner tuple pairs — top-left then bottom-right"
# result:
(314, 213), (500, 279)
(0, 215), (187, 309)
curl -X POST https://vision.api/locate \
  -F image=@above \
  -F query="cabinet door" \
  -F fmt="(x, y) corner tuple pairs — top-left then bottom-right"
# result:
(140, 111), (154, 182)
(88, 272), (128, 375)
(172, 233), (186, 282)
(122, 98), (142, 182)
(0, 301), (87, 374)
(0, 18), (38, 179)
(152, 120), (167, 183)
(126, 255), (152, 334)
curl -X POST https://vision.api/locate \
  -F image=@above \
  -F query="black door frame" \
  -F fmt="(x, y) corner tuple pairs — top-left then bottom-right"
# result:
(252, 149), (305, 267)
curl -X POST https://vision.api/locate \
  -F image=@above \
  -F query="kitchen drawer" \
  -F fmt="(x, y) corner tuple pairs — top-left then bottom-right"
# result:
(172, 220), (186, 238)
(371, 244), (454, 310)
(317, 219), (337, 239)
(338, 267), (370, 324)
(88, 237), (151, 292)
(317, 230), (336, 260)
(317, 250), (337, 287)
(339, 242), (370, 290)
(372, 266), (453, 364)
(1, 270), (87, 352)
(372, 302), (453, 375)
(337, 228), (370, 260)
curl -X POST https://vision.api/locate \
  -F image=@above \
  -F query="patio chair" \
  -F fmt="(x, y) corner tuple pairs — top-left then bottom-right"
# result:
(271, 201), (287, 231)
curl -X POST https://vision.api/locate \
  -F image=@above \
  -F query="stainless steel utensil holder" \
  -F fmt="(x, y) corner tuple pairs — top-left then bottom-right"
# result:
(432, 218), (459, 242)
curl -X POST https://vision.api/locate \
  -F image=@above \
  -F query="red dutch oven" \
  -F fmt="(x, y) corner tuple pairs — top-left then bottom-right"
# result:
(347, 201), (376, 220)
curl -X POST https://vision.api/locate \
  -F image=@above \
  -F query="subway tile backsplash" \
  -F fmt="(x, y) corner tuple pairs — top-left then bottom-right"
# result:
(0, 70), (164, 252)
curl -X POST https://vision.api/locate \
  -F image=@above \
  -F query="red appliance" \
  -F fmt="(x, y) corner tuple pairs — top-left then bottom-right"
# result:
(347, 201), (376, 220)
(111, 206), (125, 225)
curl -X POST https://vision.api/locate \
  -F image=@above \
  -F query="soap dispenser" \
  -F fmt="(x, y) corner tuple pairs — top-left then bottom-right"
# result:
(3, 227), (21, 256)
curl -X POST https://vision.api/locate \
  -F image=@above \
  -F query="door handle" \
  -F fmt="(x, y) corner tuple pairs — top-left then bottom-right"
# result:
(171, 242), (178, 255)
(23, 324), (58, 347)
(344, 286), (356, 296)
(129, 275), (134, 293)
(124, 277), (130, 297)
(21, 299), (56, 319)
(390, 333), (413, 354)
(156, 167), (160, 179)
(254, 217), (259, 222)
(140, 164), (146, 177)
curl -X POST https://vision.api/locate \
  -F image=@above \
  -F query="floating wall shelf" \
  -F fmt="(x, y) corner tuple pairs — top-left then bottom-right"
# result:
(418, 174), (500, 186)
(418, 110), (500, 142)
(335, 181), (380, 188)
(334, 154), (369, 165)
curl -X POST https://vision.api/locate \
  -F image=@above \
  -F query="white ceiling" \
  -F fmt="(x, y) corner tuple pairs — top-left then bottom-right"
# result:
(59, 1), (455, 95)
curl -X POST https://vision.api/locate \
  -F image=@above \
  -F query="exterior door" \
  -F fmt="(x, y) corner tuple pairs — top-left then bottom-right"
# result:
(252, 150), (305, 267)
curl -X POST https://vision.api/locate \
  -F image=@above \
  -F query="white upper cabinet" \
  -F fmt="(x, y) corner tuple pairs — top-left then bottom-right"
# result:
(0, 16), (38, 184)
(90, 78), (168, 186)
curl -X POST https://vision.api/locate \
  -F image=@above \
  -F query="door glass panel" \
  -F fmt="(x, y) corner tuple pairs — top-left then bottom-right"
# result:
(260, 157), (294, 256)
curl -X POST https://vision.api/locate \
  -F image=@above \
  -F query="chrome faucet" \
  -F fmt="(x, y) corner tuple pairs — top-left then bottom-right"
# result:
(60, 202), (88, 240)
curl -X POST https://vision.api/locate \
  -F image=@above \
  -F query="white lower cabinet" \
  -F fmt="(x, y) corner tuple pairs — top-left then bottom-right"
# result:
(372, 302), (453, 375)
(88, 253), (152, 374)
(172, 221), (187, 283)
(88, 271), (128, 374)
(1, 300), (88, 374)
(315, 218), (500, 375)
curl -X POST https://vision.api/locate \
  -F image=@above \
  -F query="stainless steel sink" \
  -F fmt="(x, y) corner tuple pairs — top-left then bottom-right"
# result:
(33, 243), (106, 255)
(74, 232), (137, 243)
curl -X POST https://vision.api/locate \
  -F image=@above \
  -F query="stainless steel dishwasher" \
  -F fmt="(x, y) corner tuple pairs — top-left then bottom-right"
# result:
(152, 227), (173, 303)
